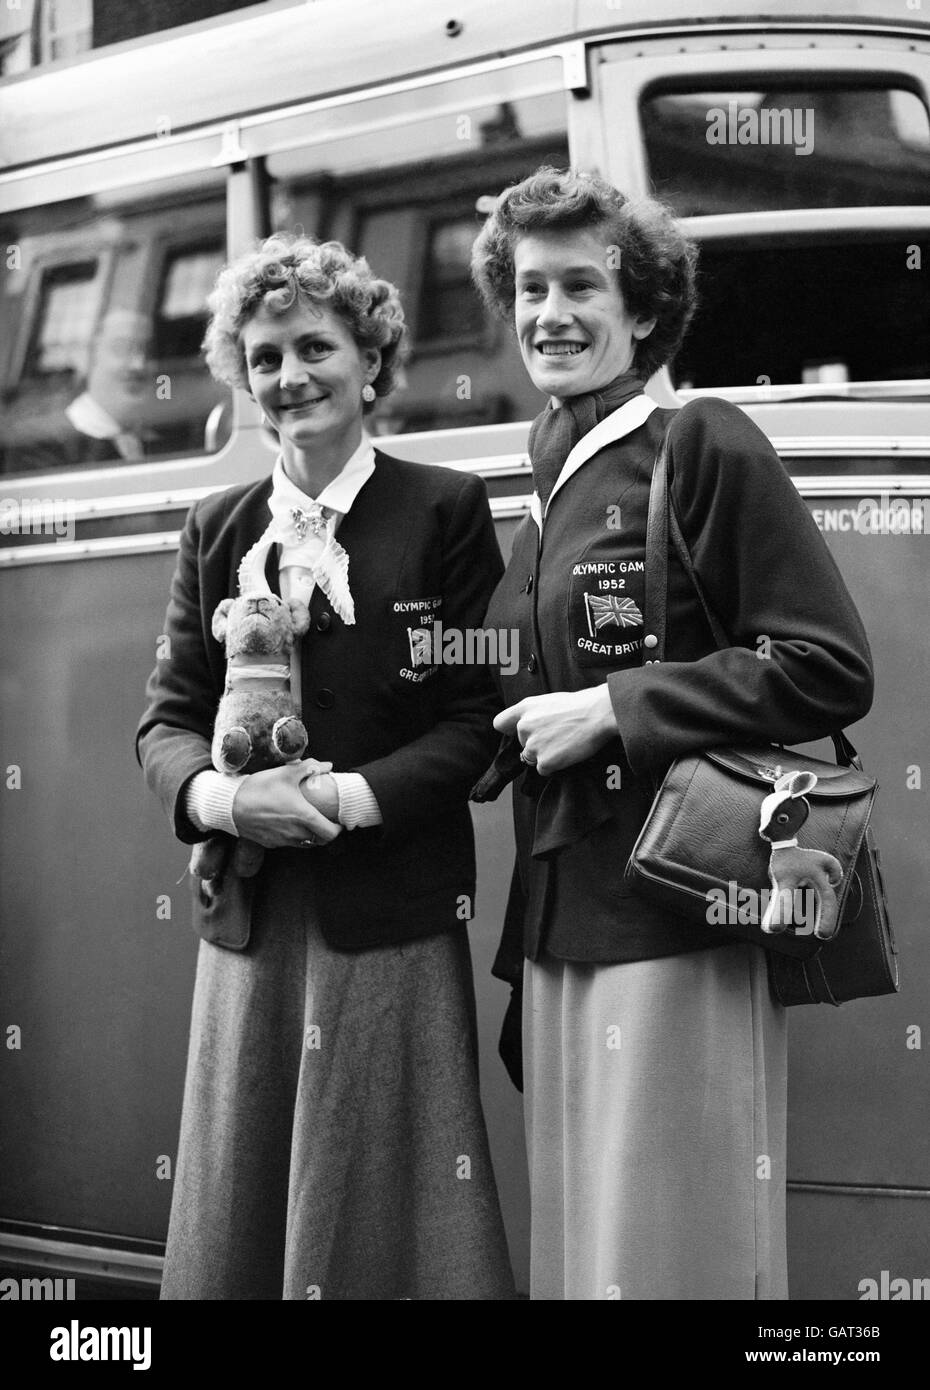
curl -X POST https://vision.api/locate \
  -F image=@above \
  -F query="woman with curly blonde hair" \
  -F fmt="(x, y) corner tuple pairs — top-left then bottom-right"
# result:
(137, 233), (515, 1300)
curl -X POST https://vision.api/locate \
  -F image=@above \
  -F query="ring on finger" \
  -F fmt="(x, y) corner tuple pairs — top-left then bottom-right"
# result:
(300, 834), (320, 847)
(520, 749), (536, 766)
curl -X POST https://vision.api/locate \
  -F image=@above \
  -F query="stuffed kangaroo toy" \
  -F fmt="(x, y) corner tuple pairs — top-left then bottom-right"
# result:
(189, 591), (310, 888)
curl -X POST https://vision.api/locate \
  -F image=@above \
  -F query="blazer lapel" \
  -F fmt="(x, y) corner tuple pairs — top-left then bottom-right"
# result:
(325, 452), (405, 603)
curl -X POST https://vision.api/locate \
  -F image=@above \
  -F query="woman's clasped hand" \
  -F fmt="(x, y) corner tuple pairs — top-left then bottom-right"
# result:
(229, 758), (342, 847)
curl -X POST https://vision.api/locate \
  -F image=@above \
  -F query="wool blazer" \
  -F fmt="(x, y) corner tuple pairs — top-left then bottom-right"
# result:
(487, 395), (876, 979)
(136, 450), (504, 951)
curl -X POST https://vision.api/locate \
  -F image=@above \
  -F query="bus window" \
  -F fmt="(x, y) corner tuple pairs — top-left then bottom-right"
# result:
(155, 244), (226, 360)
(642, 85), (930, 215)
(265, 68), (569, 433)
(24, 260), (99, 376)
(673, 233), (930, 393)
(419, 216), (488, 348)
(0, 167), (230, 475)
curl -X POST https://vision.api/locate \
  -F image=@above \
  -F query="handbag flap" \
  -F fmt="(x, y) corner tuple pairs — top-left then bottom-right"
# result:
(704, 746), (874, 797)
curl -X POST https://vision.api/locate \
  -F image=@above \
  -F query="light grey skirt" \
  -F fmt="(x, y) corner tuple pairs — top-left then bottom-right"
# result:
(524, 940), (788, 1301)
(161, 868), (515, 1301)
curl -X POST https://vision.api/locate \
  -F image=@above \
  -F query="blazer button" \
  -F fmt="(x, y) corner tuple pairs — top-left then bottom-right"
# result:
(316, 611), (332, 632)
(315, 688), (335, 708)
(526, 654), (538, 674)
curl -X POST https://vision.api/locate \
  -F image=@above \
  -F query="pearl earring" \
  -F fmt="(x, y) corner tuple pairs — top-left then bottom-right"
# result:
(361, 383), (376, 403)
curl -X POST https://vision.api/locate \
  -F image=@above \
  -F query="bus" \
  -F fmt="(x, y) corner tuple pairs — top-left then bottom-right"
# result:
(1, 0), (928, 1299)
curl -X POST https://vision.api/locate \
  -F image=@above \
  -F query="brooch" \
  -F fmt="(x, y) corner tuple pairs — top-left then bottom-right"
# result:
(290, 502), (326, 541)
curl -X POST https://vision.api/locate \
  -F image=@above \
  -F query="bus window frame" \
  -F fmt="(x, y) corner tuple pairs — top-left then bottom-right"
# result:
(5, 244), (107, 390)
(19, 256), (101, 384)
(592, 35), (930, 422)
(595, 36), (930, 196)
(150, 234), (226, 365)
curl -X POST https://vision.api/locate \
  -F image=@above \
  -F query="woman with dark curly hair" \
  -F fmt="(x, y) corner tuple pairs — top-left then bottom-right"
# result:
(470, 169), (873, 1300)
(137, 233), (515, 1300)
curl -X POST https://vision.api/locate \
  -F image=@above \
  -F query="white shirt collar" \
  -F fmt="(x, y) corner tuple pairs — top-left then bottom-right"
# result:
(65, 391), (123, 440)
(270, 433), (376, 520)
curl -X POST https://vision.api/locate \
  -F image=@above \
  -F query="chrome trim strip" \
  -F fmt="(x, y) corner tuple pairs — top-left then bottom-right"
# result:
(0, 533), (183, 567)
(3, 430), (928, 503)
(0, 497), (537, 565)
(788, 1181), (930, 1200)
(788, 477), (930, 498)
(769, 440), (930, 457)
(0, 46), (568, 194)
(582, 17), (930, 45)
(680, 207), (930, 241)
(68, 487), (229, 521)
(681, 382), (930, 404)
(0, 1232), (162, 1285)
(0, 458), (534, 528)
(3, 473), (929, 562)
(395, 455), (532, 478)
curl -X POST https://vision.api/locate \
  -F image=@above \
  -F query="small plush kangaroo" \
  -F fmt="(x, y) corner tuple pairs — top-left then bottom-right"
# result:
(189, 591), (310, 889)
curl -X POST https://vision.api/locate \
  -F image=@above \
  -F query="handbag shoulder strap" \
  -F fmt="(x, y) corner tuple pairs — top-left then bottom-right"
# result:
(644, 431), (729, 655)
(642, 421), (860, 769)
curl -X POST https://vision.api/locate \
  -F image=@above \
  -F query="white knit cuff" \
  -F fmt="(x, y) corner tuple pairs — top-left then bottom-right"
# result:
(332, 772), (383, 829)
(185, 769), (244, 836)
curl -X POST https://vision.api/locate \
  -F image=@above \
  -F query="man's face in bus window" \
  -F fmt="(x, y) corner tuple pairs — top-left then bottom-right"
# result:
(87, 311), (154, 426)
(513, 227), (655, 403)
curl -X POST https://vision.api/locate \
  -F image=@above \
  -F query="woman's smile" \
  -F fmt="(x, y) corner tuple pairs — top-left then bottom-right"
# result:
(278, 395), (326, 413)
(536, 339), (589, 358)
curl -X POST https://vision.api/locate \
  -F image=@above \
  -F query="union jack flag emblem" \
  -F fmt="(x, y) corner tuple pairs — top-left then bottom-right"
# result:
(408, 626), (434, 668)
(584, 592), (643, 638)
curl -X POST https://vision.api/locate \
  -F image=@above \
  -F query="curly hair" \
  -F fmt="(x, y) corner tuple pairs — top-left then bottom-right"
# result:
(471, 167), (698, 381)
(202, 233), (408, 402)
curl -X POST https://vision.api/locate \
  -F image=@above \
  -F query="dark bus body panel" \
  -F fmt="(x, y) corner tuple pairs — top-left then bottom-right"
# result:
(1, 486), (926, 1298)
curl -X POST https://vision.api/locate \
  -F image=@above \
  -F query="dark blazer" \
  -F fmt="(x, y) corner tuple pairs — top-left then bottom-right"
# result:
(486, 396), (875, 978)
(136, 450), (504, 951)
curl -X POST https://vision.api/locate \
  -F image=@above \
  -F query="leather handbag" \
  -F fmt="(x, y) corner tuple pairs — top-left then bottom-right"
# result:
(625, 434), (899, 1005)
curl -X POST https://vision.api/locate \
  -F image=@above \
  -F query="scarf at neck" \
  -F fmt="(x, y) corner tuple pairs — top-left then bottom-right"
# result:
(527, 371), (644, 510)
